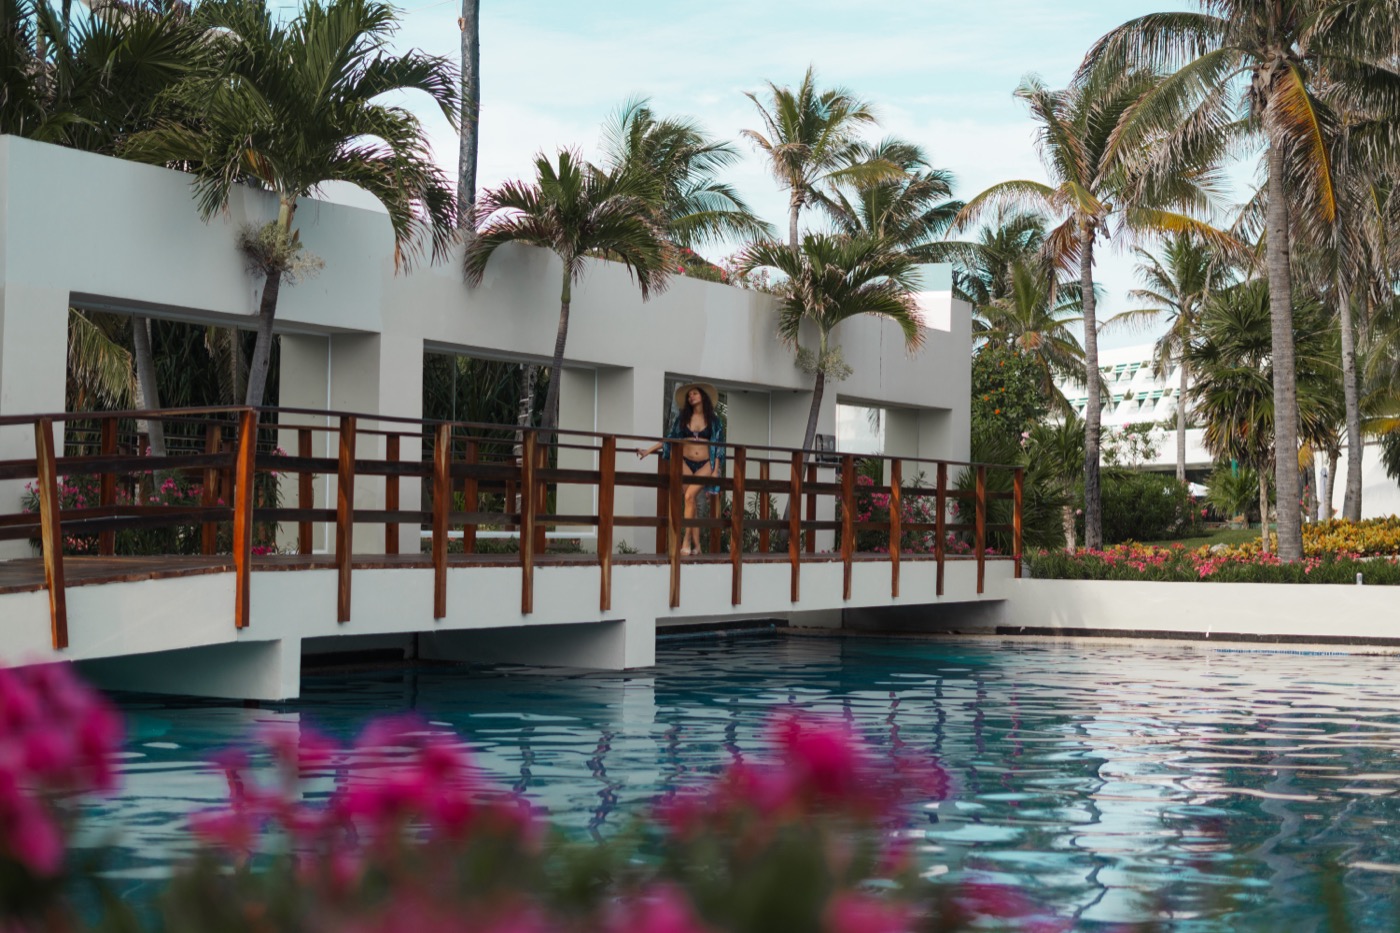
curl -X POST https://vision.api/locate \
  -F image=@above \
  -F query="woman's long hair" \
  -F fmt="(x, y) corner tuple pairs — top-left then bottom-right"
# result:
(674, 386), (716, 434)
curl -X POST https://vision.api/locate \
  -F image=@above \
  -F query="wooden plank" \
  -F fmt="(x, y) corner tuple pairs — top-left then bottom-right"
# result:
(655, 454), (667, 554)
(520, 432), (537, 614)
(201, 423), (222, 555)
(758, 461), (771, 553)
(297, 428), (313, 555)
(841, 454), (855, 600)
(668, 444), (683, 608)
(232, 410), (257, 630)
(463, 439), (478, 554)
(335, 415), (357, 623)
(889, 459), (902, 598)
(708, 491), (722, 554)
(935, 462), (947, 598)
(384, 434), (400, 555)
(730, 446), (745, 606)
(33, 419), (68, 649)
(789, 452), (802, 603)
(533, 441), (549, 556)
(803, 463), (817, 553)
(432, 424), (450, 619)
(598, 436), (615, 611)
(975, 465), (987, 595)
(98, 419), (117, 556)
(1013, 467), (1025, 579)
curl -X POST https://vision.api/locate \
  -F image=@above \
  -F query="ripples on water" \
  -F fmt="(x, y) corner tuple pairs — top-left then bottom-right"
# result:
(90, 634), (1400, 931)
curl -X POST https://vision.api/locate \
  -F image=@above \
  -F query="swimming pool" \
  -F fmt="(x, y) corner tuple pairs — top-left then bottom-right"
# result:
(92, 634), (1400, 930)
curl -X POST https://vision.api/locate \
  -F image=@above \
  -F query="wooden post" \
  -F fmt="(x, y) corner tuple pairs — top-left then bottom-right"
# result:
(335, 416), (357, 623)
(655, 455), (667, 554)
(463, 439), (478, 554)
(730, 446), (745, 606)
(708, 491), (722, 554)
(520, 432), (537, 614)
(297, 428), (313, 555)
(758, 461), (771, 553)
(384, 434), (400, 555)
(98, 418), (117, 556)
(935, 462), (947, 598)
(789, 452), (802, 602)
(199, 423), (221, 555)
(975, 465), (987, 595)
(432, 424), (450, 619)
(598, 436), (615, 611)
(668, 443), (683, 608)
(804, 463), (817, 553)
(232, 409), (257, 630)
(841, 454), (855, 600)
(1013, 467), (1025, 579)
(889, 459), (902, 598)
(533, 441), (548, 556)
(33, 419), (68, 650)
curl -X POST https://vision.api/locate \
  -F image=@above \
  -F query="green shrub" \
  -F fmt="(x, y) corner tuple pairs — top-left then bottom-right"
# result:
(1082, 471), (1203, 544)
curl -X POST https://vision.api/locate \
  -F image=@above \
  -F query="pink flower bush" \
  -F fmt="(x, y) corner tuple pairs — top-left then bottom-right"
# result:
(0, 664), (123, 878)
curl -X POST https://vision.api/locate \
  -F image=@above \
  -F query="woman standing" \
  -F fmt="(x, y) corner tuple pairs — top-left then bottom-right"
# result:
(637, 382), (725, 556)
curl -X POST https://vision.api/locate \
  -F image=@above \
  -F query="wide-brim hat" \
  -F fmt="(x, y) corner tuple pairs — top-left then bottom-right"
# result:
(673, 381), (718, 409)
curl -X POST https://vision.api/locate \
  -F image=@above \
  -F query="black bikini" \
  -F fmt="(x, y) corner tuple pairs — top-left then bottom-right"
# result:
(683, 422), (712, 471)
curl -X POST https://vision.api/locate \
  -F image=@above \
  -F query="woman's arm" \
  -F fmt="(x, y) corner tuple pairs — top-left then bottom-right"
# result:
(636, 441), (663, 459)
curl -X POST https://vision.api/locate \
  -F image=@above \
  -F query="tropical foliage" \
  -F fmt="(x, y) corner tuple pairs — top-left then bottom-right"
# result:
(1028, 542), (1400, 585)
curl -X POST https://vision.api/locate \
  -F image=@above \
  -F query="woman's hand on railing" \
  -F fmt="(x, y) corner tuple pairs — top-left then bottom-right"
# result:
(636, 443), (661, 459)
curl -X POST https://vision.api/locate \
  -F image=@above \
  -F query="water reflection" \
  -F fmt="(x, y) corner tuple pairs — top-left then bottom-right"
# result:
(90, 636), (1400, 930)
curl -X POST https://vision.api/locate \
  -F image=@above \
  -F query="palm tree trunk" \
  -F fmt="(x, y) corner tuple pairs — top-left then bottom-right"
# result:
(1258, 468), (1271, 555)
(1079, 222), (1103, 550)
(1265, 139), (1303, 560)
(1062, 503), (1076, 553)
(244, 268), (283, 409)
(801, 367), (827, 455)
(1175, 356), (1188, 483)
(1337, 278), (1363, 521)
(245, 199), (296, 409)
(1323, 449), (1338, 522)
(131, 315), (166, 457)
(457, 0), (481, 231)
(541, 266), (572, 436)
(513, 363), (537, 459)
(788, 191), (801, 252)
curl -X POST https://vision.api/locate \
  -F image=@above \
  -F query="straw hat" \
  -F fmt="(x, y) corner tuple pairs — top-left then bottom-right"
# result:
(673, 381), (718, 409)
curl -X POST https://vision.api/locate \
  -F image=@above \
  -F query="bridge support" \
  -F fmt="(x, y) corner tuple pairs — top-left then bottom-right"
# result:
(78, 637), (303, 701)
(419, 618), (655, 671)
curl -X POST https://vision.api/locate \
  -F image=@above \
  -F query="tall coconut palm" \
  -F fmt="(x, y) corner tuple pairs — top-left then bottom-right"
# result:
(465, 149), (671, 434)
(956, 72), (1224, 549)
(457, 0), (479, 230)
(942, 209), (1053, 309)
(601, 97), (770, 249)
(125, 0), (459, 409)
(738, 234), (922, 453)
(1079, 2), (1400, 558)
(1105, 234), (1227, 481)
(817, 137), (964, 257)
(742, 67), (887, 250)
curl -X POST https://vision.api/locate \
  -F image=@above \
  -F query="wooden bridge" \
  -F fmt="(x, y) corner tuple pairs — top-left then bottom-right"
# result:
(0, 407), (1023, 698)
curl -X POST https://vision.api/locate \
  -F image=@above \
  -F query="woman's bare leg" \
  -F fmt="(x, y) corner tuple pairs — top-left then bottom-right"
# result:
(689, 462), (715, 553)
(681, 463), (699, 555)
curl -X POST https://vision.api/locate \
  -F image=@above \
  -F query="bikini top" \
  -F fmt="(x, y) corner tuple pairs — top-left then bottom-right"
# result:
(686, 423), (713, 441)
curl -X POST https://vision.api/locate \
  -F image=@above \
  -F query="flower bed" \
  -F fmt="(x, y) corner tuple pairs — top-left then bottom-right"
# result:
(1027, 541), (1400, 585)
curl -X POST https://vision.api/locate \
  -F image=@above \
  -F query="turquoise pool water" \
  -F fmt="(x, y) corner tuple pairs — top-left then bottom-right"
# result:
(94, 634), (1400, 930)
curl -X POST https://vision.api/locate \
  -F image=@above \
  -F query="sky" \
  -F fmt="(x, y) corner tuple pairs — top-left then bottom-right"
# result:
(329, 0), (1232, 351)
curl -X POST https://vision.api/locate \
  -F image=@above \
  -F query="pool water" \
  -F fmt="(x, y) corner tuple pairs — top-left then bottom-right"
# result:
(93, 634), (1400, 930)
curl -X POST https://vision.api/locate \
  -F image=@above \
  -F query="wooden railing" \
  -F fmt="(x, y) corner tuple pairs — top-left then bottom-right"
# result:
(0, 407), (1024, 650)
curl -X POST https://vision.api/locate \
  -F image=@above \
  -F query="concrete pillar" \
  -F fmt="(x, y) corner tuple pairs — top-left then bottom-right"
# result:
(556, 367), (598, 550)
(597, 365), (666, 552)
(0, 285), (68, 558)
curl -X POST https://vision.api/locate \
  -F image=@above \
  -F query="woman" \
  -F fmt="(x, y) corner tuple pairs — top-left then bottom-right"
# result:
(637, 382), (725, 556)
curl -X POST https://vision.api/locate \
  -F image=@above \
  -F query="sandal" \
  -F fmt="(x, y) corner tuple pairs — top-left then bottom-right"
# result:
(680, 544), (692, 557)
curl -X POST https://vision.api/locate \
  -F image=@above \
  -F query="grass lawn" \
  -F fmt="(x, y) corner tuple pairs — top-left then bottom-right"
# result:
(1138, 526), (1266, 548)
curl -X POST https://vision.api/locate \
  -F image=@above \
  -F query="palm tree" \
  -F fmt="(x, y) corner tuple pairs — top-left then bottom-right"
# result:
(1187, 279), (1341, 552)
(1105, 234), (1226, 481)
(817, 137), (964, 256)
(742, 67), (886, 250)
(941, 208), (1052, 308)
(465, 149), (671, 434)
(458, 0), (480, 231)
(1079, 2), (1400, 558)
(956, 72), (1222, 550)
(738, 234), (922, 453)
(125, 0), (459, 409)
(975, 260), (1085, 410)
(1027, 415), (1085, 551)
(601, 97), (770, 250)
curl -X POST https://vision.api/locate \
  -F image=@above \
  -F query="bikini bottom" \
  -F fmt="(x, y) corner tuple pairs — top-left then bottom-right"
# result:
(683, 457), (709, 472)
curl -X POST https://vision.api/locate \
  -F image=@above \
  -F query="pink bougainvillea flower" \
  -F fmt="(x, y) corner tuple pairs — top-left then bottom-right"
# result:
(607, 884), (714, 933)
(822, 892), (916, 933)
